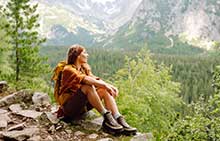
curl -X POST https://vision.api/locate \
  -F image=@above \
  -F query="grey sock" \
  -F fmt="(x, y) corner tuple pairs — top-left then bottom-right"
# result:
(113, 112), (121, 119)
(101, 108), (108, 115)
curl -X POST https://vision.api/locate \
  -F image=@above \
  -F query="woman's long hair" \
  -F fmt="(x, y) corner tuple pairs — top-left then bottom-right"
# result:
(67, 44), (91, 75)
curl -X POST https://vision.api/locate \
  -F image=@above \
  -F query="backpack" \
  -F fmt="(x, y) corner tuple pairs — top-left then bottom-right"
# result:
(51, 61), (67, 105)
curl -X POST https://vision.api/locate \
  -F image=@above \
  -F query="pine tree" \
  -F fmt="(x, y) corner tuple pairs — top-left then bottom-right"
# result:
(2, 0), (49, 88)
(0, 7), (13, 80)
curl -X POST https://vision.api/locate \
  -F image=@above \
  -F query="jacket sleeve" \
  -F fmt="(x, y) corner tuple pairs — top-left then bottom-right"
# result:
(63, 66), (86, 85)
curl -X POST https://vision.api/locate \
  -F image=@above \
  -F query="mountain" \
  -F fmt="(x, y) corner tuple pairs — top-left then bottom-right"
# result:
(1, 0), (220, 50)
(101, 0), (220, 51)
(33, 0), (142, 46)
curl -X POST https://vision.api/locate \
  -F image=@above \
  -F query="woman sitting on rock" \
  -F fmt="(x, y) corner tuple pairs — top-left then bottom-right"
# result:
(53, 44), (137, 135)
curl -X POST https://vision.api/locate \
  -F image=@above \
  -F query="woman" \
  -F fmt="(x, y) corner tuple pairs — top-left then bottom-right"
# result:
(57, 44), (136, 134)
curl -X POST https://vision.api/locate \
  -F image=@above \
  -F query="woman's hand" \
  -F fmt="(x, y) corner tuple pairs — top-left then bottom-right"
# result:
(110, 85), (119, 97)
(105, 84), (119, 98)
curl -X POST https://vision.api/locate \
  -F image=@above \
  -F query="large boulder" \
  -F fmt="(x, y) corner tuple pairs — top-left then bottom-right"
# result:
(32, 92), (51, 107)
(0, 90), (34, 108)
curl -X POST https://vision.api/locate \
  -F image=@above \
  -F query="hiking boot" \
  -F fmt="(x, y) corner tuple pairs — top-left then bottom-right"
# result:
(117, 116), (137, 135)
(102, 111), (123, 134)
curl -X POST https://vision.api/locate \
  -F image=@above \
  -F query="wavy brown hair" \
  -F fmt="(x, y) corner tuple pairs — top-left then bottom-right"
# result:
(67, 44), (91, 75)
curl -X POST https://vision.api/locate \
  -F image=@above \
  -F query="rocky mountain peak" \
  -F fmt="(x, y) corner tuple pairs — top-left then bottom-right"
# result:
(128, 0), (220, 50)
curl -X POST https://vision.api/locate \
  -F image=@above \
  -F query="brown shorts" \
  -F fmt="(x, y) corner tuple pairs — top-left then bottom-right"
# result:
(62, 89), (93, 119)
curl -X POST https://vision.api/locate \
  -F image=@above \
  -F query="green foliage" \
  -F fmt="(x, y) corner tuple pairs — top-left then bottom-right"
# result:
(154, 54), (220, 104)
(166, 66), (220, 141)
(0, 13), (14, 80)
(113, 48), (182, 138)
(2, 0), (50, 90)
(212, 66), (220, 94)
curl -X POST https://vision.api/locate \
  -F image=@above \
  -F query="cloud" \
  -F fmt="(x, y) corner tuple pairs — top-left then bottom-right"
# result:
(91, 0), (116, 4)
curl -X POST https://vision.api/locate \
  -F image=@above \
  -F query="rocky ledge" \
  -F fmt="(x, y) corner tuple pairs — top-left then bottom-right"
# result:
(0, 83), (153, 141)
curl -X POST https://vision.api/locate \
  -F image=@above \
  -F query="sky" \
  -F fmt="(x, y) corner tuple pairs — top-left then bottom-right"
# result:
(91, 0), (116, 4)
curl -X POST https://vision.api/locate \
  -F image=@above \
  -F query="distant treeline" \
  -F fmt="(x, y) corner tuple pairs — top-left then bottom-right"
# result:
(40, 46), (220, 104)
(153, 53), (220, 103)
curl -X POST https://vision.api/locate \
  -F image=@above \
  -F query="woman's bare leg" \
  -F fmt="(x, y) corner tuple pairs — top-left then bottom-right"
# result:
(97, 88), (120, 116)
(80, 85), (106, 114)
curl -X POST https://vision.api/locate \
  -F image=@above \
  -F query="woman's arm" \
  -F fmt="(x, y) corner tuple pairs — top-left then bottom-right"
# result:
(82, 76), (117, 97)
(97, 79), (119, 97)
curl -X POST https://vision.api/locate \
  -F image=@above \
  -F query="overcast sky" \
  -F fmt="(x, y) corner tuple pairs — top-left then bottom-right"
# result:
(91, 0), (116, 4)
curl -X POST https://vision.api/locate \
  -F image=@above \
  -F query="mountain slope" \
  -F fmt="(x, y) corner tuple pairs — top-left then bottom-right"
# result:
(101, 0), (220, 51)
(34, 0), (142, 46)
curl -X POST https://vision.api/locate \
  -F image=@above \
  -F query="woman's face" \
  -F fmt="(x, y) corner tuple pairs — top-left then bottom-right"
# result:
(78, 49), (89, 63)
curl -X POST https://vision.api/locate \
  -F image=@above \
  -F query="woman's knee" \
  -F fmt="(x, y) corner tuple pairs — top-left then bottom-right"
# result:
(81, 85), (96, 95)
(97, 88), (114, 99)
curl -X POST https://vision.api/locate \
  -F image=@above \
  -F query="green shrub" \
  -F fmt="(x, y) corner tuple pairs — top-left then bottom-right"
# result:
(166, 66), (220, 140)
(113, 49), (182, 139)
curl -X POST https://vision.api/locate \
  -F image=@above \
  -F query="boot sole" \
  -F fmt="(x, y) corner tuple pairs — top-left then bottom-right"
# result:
(122, 130), (137, 136)
(102, 124), (123, 136)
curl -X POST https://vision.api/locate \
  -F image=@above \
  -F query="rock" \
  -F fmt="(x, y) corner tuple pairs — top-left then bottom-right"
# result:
(0, 113), (11, 122)
(65, 129), (72, 134)
(97, 138), (113, 141)
(7, 123), (25, 131)
(50, 104), (59, 113)
(48, 125), (55, 134)
(130, 132), (153, 141)
(27, 135), (41, 141)
(74, 131), (86, 136)
(81, 110), (98, 120)
(0, 131), (3, 139)
(0, 90), (33, 108)
(101, 132), (109, 137)
(16, 110), (42, 119)
(44, 135), (53, 141)
(2, 127), (39, 141)
(78, 116), (103, 131)
(0, 120), (7, 129)
(55, 124), (62, 130)
(0, 81), (8, 93)
(90, 116), (103, 126)
(32, 92), (50, 106)
(9, 104), (22, 113)
(81, 120), (102, 131)
(0, 113), (11, 129)
(86, 133), (99, 139)
(0, 109), (7, 114)
(45, 112), (59, 124)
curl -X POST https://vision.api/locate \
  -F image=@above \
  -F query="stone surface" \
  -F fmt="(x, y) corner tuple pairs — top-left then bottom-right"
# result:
(48, 125), (56, 134)
(97, 138), (114, 141)
(87, 133), (99, 139)
(0, 90), (33, 108)
(90, 116), (103, 126)
(131, 132), (153, 141)
(2, 127), (39, 141)
(32, 92), (50, 106)
(45, 112), (59, 124)
(44, 135), (53, 141)
(7, 123), (25, 131)
(17, 110), (42, 119)
(0, 109), (7, 114)
(0, 120), (7, 129)
(0, 113), (11, 129)
(0, 89), (152, 141)
(9, 104), (22, 113)
(65, 129), (72, 134)
(27, 135), (41, 141)
(81, 120), (102, 131)
(74, 131), (86, 136)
